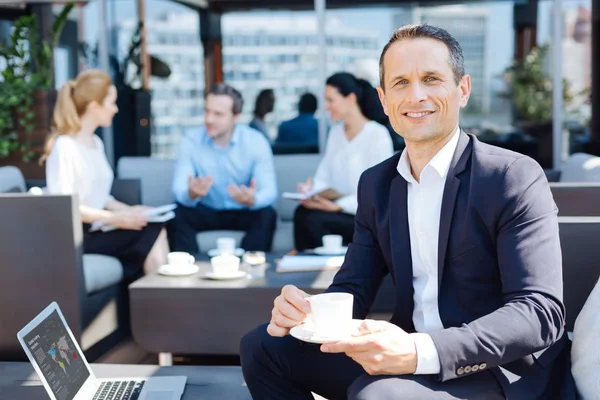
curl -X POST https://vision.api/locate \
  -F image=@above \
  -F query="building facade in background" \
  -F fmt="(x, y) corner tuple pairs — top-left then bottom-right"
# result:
(116, 13), (380, 158)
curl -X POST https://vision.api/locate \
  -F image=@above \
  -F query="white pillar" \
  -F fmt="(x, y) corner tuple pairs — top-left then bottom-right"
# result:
(552, 0), (563, 169)
(97, 0), (115, 167)
(315, 0), (327, 153)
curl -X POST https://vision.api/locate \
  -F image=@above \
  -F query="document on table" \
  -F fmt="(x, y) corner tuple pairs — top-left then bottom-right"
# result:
(90, 203), (177, 232)
(275, 255), (345, 273)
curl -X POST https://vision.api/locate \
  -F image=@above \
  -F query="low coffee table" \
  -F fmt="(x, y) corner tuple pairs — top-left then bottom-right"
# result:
(129, 253), (394, 365)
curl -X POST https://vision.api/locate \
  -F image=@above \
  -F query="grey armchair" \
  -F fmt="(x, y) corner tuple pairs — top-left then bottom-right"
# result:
(0, 171), (142, 362)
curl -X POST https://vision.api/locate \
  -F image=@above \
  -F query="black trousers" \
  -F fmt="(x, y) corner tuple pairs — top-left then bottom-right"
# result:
(293, 206), (355, 251)
(83, 223), (164, 282)
(240, 323), (505, 400)
(169, 203), (277, 254)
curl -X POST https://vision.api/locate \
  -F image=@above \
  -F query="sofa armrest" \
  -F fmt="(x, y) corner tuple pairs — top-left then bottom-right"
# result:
(110, 179), (142, 206)
(0, 193), (85, 361)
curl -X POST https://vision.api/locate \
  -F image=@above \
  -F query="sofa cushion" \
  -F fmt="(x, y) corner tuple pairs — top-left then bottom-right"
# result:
(273, 154), (322, 221)
(117, 157), (176, 206)
(560, 153), (600, 183)
(0, 166), (26, 193)
(83, 254), (124, 294)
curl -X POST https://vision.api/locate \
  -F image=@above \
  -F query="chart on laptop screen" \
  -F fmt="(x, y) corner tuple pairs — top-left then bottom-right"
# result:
(23, 310), (90, 400)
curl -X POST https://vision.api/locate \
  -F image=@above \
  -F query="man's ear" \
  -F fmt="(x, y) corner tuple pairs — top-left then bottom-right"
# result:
(233, 113), (241, 123)
(376, 86), (389, 116)
(459, 75), (472, 109)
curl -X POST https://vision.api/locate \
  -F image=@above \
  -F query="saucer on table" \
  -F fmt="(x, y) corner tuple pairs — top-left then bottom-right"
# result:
(313, 246), (348, 256)
(290, 319), (363, 344)
(203, 271), (248, 280)
(157, 263), (199, 276)
(207, 248), (245, 257)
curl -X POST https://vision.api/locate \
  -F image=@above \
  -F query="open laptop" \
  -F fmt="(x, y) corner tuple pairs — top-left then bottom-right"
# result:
(17, 302), (187, 400)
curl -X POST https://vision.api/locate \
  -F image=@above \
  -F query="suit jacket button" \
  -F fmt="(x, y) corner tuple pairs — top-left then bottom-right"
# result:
(472, 364), (480, 372)
(479, 363), (487, 370)
(464, 366), (472, 373)
(457, 367), (464, 376)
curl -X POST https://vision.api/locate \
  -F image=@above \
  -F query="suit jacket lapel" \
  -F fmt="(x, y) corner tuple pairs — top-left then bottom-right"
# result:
(438, 131), (471, 290)
(389, 174), (415, 327)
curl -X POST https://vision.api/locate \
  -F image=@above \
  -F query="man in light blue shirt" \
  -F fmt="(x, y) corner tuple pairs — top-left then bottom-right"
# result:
(170, 84), (278, 254)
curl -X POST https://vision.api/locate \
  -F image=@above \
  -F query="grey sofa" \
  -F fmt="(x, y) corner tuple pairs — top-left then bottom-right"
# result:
(0, 166), (143, 362)
(117, 154), (322, 253)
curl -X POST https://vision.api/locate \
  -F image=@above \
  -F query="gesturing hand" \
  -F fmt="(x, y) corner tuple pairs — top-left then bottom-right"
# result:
(188, 175), (213, 199)
(227, 179), (257, 207)
(321, 320), (418, 376)
(267, 285), (312, 337)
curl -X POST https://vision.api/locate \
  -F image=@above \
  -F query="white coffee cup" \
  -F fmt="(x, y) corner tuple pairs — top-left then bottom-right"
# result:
(210, 254), (240, 276)
(306, 292), (353, 338)
(217, 237), (236, 255)
(322, 234), (343, 251)
(167, 252), (195, 267)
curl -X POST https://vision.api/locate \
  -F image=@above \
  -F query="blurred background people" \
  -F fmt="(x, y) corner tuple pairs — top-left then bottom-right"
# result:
(43, 69), (169, 279)
(276, 92), (319, 147)
(170, 83), (277, 254)
(294, 72), (394, 251)
(249, 88), (275, 140)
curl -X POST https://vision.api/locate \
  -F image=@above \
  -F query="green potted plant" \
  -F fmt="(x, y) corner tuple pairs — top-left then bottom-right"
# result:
(500, 44), (574, 168)
(0, 2), (74, 178)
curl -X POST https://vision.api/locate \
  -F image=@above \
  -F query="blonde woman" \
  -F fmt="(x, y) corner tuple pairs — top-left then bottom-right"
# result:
(42, 69), (168, 279)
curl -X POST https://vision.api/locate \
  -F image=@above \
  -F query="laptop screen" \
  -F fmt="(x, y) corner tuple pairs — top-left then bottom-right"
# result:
(23, 310), (90, 400)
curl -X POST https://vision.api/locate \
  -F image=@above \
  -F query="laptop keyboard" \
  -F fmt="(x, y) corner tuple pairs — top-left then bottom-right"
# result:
(93, 380), (146, 400)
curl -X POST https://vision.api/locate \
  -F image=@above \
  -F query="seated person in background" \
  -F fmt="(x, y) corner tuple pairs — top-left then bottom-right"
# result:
(294, 72), (393, 251)
(43, 69), (169, 279)
(170, 83), (278, 254)
(571, 278), (600, 399)
(276, 93), (319, 147)
(249, 88), (275, 140)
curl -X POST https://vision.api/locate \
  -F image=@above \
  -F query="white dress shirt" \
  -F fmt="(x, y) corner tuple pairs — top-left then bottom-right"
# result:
(396, 127), (461, 375)
(571, 279), (600, 400)
(46, 135), (114, 209)
(313, 121), (393, 214)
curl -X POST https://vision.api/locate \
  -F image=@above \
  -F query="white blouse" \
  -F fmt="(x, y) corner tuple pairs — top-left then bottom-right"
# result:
(313, 121), (394, 214)
(571, 279), (600, 400)
(46, 135), (114, 210)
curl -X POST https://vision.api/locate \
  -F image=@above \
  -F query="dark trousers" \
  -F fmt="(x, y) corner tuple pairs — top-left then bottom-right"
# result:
(293, 206), (355, 251)
(169, 203), (277, 254)
(240, 323), (505, 400)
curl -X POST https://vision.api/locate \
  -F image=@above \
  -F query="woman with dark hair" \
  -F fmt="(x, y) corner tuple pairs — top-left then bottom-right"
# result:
(293, 72), (394, 251)
(250, 89), (275, 139)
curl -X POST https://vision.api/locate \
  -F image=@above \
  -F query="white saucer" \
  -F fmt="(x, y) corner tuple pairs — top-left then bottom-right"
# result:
(204, 271), (248, 280)
(207, 248), (245, 257)
(290, 319), (363, 344)
(313, 246), (348, 256)
(157, 264), (199, 276)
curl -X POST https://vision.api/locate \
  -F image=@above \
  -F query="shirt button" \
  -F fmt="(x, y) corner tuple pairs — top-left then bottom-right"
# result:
(464, 366), (472, 373)
(456, 367), (464, 376)
(479, 363), (487, 370)
(472, 365), (480, 372)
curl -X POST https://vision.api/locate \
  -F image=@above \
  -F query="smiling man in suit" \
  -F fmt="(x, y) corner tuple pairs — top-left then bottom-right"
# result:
(240, 24), (568, 400)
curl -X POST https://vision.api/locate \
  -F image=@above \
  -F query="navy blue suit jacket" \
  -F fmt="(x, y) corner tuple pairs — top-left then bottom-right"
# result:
(276, 113), (319, 146)
(327, 132), (567, 399)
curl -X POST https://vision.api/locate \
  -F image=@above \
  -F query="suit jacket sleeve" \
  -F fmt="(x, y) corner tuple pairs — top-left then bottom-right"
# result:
(429, 156), (565, 382)
(325, 173), (388, 319)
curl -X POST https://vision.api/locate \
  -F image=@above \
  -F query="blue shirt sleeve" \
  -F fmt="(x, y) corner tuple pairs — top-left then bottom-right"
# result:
(172, 134), (201, 207)
(251, 135), (278, 209)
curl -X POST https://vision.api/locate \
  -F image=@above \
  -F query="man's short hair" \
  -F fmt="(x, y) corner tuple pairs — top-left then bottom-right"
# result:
(207, 83), (244, 114)
(379, 24), (465, 89)
(298, 93), (318, 114)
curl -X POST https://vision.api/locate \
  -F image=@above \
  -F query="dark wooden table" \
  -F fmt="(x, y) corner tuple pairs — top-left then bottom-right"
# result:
(129, 254), (394, 362)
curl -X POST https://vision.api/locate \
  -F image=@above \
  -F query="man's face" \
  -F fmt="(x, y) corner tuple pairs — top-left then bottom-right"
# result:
(204, 94), (239, 139)
(377, 38), (471, 145)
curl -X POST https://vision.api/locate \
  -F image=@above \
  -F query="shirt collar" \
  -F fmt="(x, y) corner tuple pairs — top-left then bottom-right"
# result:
(397, 126), (461, 183)
(203, 124), (241, 147)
